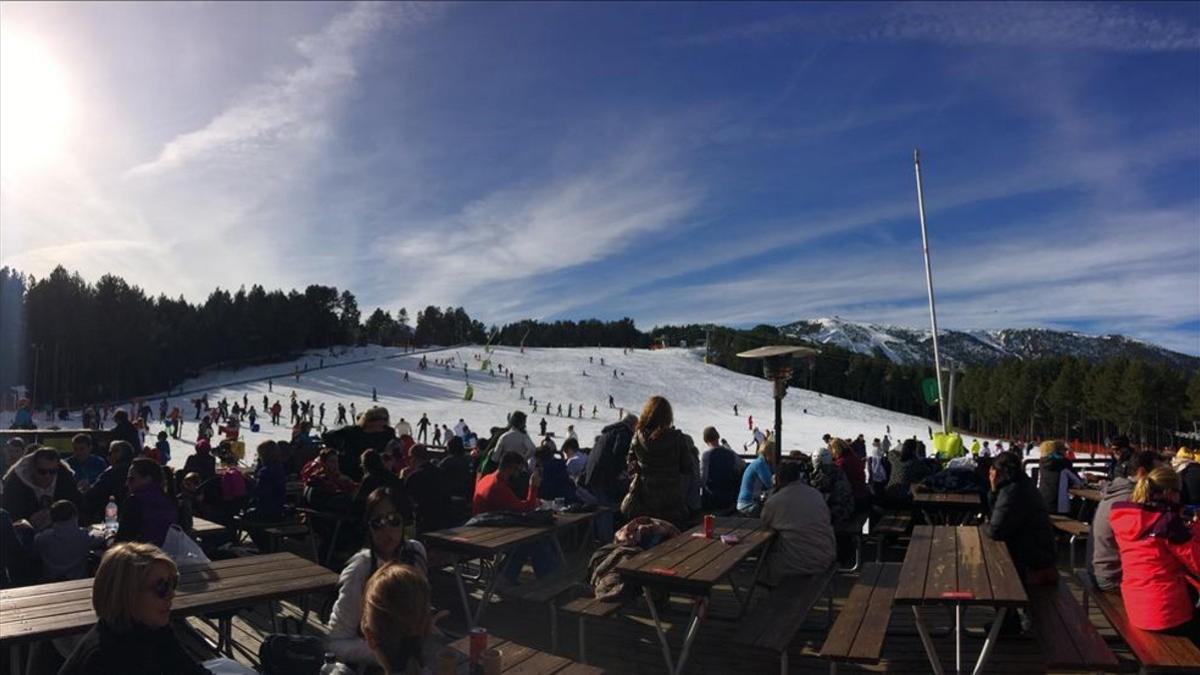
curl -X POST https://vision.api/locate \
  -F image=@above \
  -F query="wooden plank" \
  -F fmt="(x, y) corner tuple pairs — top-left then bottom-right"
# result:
(847, 562), (900, 662)
(819, 563), (883, 660)
(894, 525), (933, 603)
(1084, 578), (1200, 670)
(1028, 582), (1118, 671)
(923, 525), (958, 600)
(689, 528), (774, 585)
(977, 529), (1028, 606)
(736, 566), (833, 651)
(955, 526), (993, 602)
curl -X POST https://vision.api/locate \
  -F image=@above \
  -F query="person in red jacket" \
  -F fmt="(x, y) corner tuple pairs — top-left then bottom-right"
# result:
(1111, 465), (1200, 640)
(472, 451), (555, 584)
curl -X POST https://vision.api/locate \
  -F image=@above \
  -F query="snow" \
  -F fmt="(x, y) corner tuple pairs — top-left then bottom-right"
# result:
(5, 345), (998, 470)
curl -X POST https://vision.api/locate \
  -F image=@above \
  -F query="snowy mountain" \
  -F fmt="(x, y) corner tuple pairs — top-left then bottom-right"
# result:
(779, 317), (1200, 371)
(0, 345), (996, 461)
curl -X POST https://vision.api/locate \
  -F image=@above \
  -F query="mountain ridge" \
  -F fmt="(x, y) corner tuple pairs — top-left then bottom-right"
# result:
(778, 317), (1199, 371)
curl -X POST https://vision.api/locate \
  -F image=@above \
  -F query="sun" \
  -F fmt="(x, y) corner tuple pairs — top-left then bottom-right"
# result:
(0, 26), (75, 177)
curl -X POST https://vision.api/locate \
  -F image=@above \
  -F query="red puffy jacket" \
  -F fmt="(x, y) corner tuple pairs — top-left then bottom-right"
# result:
(1109, 501), (1200, 630)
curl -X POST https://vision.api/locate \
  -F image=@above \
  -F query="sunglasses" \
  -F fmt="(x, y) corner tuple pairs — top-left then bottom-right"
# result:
(149, 576), (177, 599)
(368, 512), (404, 531)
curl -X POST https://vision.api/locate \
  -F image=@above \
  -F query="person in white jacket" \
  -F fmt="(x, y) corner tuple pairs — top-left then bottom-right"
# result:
(394, 418), (413, 439)
(494, 411), (537, 464)
(326, 487), (428, 673)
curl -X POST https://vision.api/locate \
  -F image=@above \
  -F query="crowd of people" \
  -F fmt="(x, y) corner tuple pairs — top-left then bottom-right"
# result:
(2, 375), (1198, 674)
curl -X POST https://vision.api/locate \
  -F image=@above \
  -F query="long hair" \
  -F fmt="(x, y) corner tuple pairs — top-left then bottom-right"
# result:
(636, 396), (673, 441)
(1039, 440), (1066, 458)
(1132, 465), (1181, 505)
(92, 543), (178, 631)
(364, 488), (415, 570)
(361, 563), (431, 672)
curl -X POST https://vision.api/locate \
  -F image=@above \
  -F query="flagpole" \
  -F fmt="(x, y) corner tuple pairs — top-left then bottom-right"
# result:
(914, 149), (947, 433)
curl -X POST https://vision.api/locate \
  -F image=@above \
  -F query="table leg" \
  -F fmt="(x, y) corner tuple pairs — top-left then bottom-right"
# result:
(910, 606), (945, 675)
(643, 587), (676, 674)
(955, 603), (962, 674)
(725, 549), (768, 619)
(10, 644), (22, 675)
(674, 597), (707, 675)
(970, 608), (1006, 675)
(473, 552), (508, 626)
(452, 560), (474, 628)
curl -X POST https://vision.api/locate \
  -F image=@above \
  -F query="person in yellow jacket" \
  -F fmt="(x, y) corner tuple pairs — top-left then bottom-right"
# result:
(970, 439), (981, 456)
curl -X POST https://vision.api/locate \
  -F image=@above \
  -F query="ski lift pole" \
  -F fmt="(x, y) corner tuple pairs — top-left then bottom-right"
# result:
(914, 149), (947, 433)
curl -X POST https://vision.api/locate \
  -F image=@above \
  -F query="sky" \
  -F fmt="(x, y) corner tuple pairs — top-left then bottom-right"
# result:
(1, 1), (1198, 355)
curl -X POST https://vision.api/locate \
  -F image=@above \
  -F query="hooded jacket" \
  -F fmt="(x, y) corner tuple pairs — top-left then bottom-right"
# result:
(621, 429), (696, 527)
(582, 420), (635, 502)
(1085, 476), (1135, 590)
(115, 482), (178, 548)
(1037, 453), (1071, 514)
(1, 453), (81, 523)
(981, 474), (1057, 577)
(1109, 501), (1200, 631)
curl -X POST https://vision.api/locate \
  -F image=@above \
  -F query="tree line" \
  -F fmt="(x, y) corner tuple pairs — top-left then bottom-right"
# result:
(2, 265), (1196, 447)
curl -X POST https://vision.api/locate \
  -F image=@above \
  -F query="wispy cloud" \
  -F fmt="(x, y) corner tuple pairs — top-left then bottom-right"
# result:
(671, 2), (1200, 52)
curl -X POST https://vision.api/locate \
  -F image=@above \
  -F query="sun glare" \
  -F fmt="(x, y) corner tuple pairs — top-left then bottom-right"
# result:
(0, 27), (75, 176)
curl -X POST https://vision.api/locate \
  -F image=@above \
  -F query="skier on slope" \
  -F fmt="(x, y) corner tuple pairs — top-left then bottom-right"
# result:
(747, 415), (753, 431)
(540, 418), (548, 436)
(733, 404), (738, 416)
(417, 414), (430, 442)
(608, 394), (614, 408)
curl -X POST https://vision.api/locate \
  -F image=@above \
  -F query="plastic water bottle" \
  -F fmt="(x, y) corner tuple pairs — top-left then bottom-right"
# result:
(104, 496), (118, 533)
(318, 653), (338, 675)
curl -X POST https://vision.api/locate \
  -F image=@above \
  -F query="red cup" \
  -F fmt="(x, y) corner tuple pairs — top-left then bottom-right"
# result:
(703, 514), (714, 539)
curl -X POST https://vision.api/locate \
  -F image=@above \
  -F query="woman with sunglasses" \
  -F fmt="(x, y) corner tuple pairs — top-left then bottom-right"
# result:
(59, 542), (209, 675)
(326, 487), (427, 672)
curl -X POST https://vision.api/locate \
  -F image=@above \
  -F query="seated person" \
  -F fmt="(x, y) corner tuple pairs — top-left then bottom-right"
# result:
(737, 441), (775, 516)
(34, 500), (103, 582)
(1111, 466), (1200, 640)
(1089, 449), (1158, 590)
(67, 434), (107, 492)
(115, 458), (178, 548)
(437, 437), (474, 526)
(175, 473), (203, 533)
(700, 426), (743, 512)
(534, 442), (577, 504)
(59, 542), (209, 675)
(301, 448), (358, 512)
(84, 441), (134, 522)
(2, 447), (82, 529)
(354, 449), (406, 522)
(473, 452), (556, 584)
(360, 563), (440, 675)
(326, 488), (428, 673)
(402, 445), (450, 534)
(884, 438), (934, 504)
(245, 441), (288, 524)
(760, 461), (836, 585)
(182, 438), (216, 483)
(562, 437), (588, 483)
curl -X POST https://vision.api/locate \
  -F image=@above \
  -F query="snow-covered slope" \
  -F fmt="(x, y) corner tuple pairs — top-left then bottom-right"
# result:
(780, 317), (1199, 370)
(16, 345), (986, 470)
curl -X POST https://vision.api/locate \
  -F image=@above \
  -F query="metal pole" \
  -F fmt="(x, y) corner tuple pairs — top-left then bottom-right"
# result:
(774, 383), (783, 457)
(914, 149), (947, 433)
(945, 363), (956, 430)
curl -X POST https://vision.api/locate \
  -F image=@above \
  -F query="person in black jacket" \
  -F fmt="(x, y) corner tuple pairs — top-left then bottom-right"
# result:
(1037, 440), (1072, 514)
(322, 406), (395, 482)
(354, 449), (408, 522)
(401, 444), (450, 534)
(983, 451), (1057, 578)
(84, 441), (134, 521)
(2, 447), (82, 527)
(438, 436), (474, 526)
(108, 410), (141, 454)
(581, 414), (637, 504)
(59, 542), (209, 675)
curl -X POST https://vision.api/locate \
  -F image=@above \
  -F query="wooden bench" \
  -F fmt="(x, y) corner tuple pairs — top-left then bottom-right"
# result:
(819, 562), (899, 674)
(872, 511), (912, 561)
(496, 569), (588, 654)
(1075, 570), (1200, 673)
(1026, 578), (1118, 672)
(1050, 515), (1090, 569)
(836, 511), (870, 573)
(734, 564), (837, 674)
(559, 593), (628, 664)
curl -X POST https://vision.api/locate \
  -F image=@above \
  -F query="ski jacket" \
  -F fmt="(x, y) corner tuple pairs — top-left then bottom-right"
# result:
(622, 429), (695, 526)
(1110, 501), (1200, 630)
(582, 421), (634, 502)
(2, 454), (82, 523)
(1086, 476), (1135, 590)
(982, 475), (1057, 578)
(1037, 453), (1071, 514)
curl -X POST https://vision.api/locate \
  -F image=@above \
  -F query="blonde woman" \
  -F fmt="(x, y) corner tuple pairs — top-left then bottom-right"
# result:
(1111, 466), (1200, 639)
(360, 563), (435, 675)
(59, 542), (209, 675)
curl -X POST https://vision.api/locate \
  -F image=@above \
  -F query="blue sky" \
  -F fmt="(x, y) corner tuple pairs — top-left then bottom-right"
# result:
(1, 1), (1198, 354)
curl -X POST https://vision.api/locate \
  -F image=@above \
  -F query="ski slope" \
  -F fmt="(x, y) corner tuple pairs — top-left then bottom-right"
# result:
(110, 344), (988, 470)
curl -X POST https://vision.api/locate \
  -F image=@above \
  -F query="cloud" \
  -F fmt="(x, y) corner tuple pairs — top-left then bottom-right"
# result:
(671, 2), (1200, 52)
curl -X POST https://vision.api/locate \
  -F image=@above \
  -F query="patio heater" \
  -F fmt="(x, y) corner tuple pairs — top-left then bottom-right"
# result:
(737, 345), (819, 455)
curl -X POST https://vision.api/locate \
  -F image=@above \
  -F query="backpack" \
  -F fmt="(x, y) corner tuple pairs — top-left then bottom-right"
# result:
(258, 634), (326, 675)
(220, 468), (248, 501)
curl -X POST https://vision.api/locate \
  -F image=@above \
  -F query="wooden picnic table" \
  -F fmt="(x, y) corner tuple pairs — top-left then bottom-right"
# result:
(446, 634), (602, 674)
(894, 525), (1028, 675)
(421, 510), (604, 628)
(911, 491), (984, 525)
(0, 552), (337, 675)
(615, 516), (775, 675)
